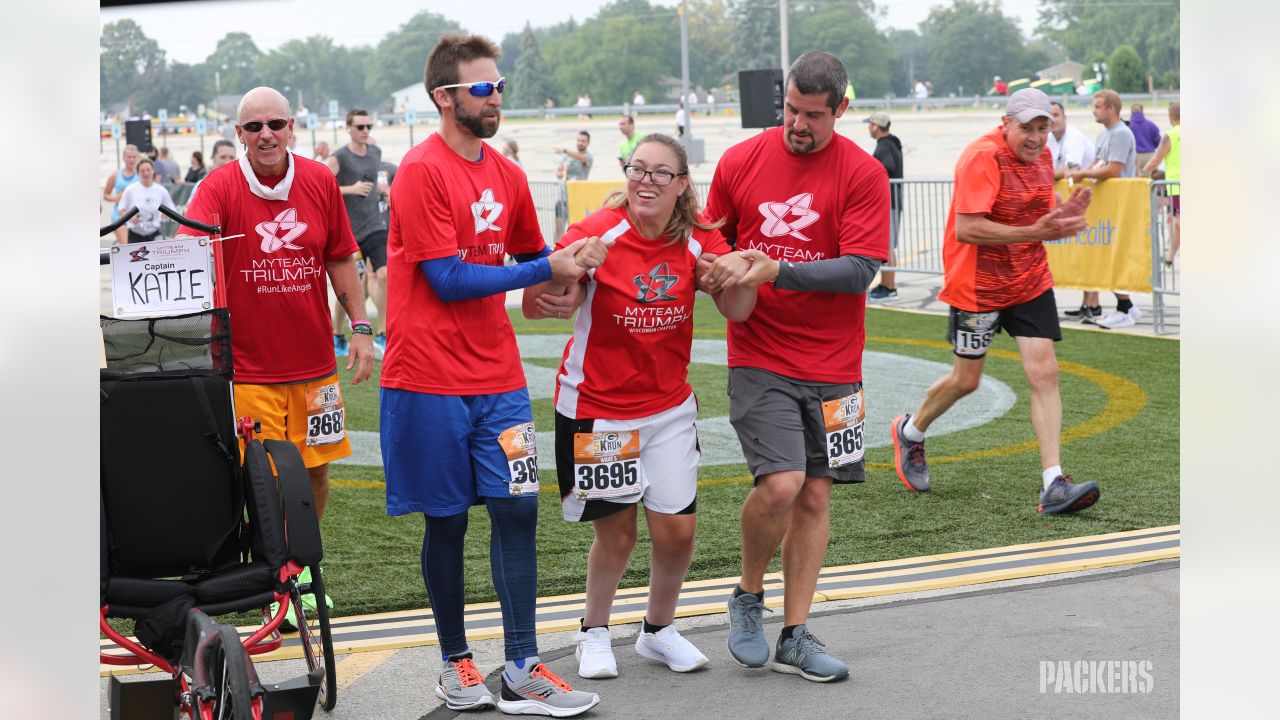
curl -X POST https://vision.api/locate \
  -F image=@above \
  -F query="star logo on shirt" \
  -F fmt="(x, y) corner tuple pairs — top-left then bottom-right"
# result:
(757, 192), (820, 241)
(633, 261), (679, 303)
(472, 188), (504, 233)
(255, 208), (308, 253)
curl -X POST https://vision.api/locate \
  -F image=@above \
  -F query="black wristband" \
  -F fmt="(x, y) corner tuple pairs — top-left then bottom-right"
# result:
(351, 325), (373, 336)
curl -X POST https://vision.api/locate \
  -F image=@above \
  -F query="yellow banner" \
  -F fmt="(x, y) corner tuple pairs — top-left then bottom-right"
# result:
(566, 180), (625, 229)
(1044, 178), (1152, 293)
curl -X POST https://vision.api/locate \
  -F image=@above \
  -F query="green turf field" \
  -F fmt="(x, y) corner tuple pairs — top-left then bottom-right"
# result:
(319, 300), (1179, 618)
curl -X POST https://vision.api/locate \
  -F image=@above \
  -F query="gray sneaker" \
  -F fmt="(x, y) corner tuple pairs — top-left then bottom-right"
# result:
(726, 590), (771, 668)
(771, 625), (849, 683)
(497, 663), (600, 717)
(891, 414), (930, 492)
(1037, 474), (1100, 514)
(434, 654), (495, 711)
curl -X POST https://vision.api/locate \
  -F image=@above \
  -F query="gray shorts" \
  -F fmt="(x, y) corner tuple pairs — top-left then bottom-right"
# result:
(727, 367), (866, 484)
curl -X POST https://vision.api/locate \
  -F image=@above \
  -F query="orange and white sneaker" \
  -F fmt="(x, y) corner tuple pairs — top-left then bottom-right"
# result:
(498, 662), (601, 717)
(435, 653), (494, 711)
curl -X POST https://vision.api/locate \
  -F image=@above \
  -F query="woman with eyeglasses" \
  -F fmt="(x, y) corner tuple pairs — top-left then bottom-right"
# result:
(103, 144), (141, 244)
(116, 158), (176, 244)
(523, 133), (757, 680)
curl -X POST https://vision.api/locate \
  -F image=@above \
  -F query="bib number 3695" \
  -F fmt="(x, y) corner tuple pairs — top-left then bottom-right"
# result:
(573, 430), (641, 500)
(822, 390), (865, 468)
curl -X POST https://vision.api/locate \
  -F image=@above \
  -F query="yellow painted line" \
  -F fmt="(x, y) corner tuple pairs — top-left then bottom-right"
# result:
(336, 648), (396, 691)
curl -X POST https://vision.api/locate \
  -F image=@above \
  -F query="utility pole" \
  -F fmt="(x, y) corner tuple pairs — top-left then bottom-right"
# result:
(680, 1), (692, 141)
(779, 0), (789, 73)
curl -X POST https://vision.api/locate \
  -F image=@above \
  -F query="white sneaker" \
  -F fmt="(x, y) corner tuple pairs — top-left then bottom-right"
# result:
(1128, 305), (1143, 322)
(1093, 310), (1135, 329)
(635, 625), (709, 672)
(574, 627), (617, 679)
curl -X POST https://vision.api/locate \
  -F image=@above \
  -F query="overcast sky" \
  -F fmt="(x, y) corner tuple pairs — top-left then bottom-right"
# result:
(102, 0), (1043, 66)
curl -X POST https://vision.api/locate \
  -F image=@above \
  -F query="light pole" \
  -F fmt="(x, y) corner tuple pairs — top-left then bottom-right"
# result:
(779, 0), (789, 73)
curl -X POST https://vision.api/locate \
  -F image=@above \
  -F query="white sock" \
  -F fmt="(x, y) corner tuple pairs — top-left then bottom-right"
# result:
(903, 417), (926, 442)
(1042, 466), (1063, 490)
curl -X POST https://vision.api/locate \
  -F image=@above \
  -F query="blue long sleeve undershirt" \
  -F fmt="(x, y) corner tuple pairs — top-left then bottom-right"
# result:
(419, 247), (552, 302)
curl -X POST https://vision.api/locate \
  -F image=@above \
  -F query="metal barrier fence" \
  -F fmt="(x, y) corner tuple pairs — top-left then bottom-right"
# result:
(528, 181), (568, 245)
(1149, 180), (1180, 335)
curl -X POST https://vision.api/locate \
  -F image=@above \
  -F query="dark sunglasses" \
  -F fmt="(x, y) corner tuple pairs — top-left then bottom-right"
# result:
(241, 118), (289, 133)
(352, 123), (373, 131)
(436, 77), (506, 97)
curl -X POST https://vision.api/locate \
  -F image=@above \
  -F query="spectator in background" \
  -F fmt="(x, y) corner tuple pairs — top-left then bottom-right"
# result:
(185, 151), (207, 184)
(706, 89), (716, 115)
(313, 141), (331, 162)
(675, 100), (687, 137)
(1142, 101), (1180, 266)
(185, 139), (237, 207)
(554, 130), (594, 238)
(1067, 89), (1139, 329)
(103, 144), (141, 244)
(632, 90), (646, 106)
(914, 79), (928, 111)
(688, 90), (699, 112)
(502, 138), (522, 166)
(1128, 103), (1162, 177)
(865, 111), (903, 301)
(1047, 101), (1096, 181)
(618, 114), (641, 168)
(155, 147), (182, 186)
(117, 158), (176, 244)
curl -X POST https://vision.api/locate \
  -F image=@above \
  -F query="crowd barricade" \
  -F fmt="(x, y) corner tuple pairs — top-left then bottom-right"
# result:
(528, 180), (567, 246)
(884, 179), (952, 275)
(1149, 180), (1180, 335)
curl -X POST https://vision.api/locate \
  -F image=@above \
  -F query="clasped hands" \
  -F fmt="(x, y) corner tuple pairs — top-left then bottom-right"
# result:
(696, 249), (777, 295)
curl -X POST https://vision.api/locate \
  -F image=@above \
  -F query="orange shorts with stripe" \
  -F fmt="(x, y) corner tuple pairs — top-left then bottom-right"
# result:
(233, 373), (352, 468)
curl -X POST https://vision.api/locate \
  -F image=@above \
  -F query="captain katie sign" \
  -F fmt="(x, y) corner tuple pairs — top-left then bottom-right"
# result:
(110, 236), (214, 318)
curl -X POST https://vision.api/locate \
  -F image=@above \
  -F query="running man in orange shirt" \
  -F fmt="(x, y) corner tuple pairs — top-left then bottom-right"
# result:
(889, 88), (1101, 515)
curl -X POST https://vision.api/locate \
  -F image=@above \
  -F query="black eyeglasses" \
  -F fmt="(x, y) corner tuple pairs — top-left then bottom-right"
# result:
(436, 77), (506, 97)
(352, 123), (373, 131)
(240, 119), (289, 133)
(623, 164), (685, 187)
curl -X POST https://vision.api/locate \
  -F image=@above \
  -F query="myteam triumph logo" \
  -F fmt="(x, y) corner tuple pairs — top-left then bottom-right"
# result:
(758, 192), (820, 241)
(256, 208), (308, 253)
(633, 261), (679, 303)
(471, 189), (504, 233)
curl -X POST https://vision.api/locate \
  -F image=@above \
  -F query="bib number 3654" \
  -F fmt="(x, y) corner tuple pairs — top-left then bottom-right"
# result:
(822, 390), (865, 468)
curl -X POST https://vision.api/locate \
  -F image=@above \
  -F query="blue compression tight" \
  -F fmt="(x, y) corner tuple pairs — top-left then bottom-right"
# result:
(422, 497), (540, 662)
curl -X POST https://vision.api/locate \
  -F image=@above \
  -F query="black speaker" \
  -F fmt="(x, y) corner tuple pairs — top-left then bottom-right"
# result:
(739, 68), (784, 129)
(125, 119), (153, 153)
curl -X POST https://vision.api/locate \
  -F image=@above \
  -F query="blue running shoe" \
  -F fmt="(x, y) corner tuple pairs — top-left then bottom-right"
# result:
(333, 334), (348, 357)
(771, 625), (849, 683)
(726, 590), (771, 668)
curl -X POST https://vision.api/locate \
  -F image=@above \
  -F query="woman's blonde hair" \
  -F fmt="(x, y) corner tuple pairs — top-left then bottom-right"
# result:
(603, 133), (722, 244)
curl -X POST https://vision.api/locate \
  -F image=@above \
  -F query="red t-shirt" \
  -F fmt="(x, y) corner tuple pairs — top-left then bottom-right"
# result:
(553, 206), (731, 420)
(183, 158), (358, 384)
(381, 134), (545, 395)
(938, 126), (1056, 313)
(704, 127), (889, 384)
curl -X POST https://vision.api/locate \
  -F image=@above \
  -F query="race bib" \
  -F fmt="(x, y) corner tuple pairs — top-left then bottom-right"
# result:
(822, 390), (865, 468)
(499, 422), (540, 495)
(305, 382), (345, 447)
(573, 430), (642, 500)
(954, 311), (999, 358)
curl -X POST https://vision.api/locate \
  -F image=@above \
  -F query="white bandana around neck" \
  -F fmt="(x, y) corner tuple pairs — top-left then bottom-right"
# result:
(238, 152), (295, 201)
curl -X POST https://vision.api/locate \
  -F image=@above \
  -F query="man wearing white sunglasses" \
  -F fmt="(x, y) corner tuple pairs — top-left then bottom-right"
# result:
(379, 33), (605, 718)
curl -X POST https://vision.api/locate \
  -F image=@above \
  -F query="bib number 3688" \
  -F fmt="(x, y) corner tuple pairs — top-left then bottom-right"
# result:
(498, 422), (540, 495)
(305, 383), (346, 447)
(822, 390), (865, 468)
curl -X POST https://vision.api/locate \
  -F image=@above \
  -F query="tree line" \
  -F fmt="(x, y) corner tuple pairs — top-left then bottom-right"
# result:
(101, 0), (1180, 116)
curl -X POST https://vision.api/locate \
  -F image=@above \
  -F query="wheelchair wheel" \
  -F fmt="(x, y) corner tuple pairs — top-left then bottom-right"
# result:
(295, 563), (337, 711)
(212, 624), (254, 720)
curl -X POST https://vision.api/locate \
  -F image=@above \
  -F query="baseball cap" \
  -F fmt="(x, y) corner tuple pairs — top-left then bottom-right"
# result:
(1005, 88), (1053, 123)
(863, 111), (891, 128)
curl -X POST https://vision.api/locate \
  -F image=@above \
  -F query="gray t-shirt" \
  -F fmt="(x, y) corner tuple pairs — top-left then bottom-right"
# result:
(1094, 122), (1137, 178)
(333, 144), (387, 238)
(561, 150), (593, 181)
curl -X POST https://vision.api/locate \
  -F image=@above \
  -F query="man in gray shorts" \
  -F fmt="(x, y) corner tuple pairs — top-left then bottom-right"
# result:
(702, 51), (889, 683)
(329, 109), (390, 350)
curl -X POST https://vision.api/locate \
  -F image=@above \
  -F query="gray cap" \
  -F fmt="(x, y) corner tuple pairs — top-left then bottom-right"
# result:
(1005, 88), (1053, 123)
(863, 111), (891, 128)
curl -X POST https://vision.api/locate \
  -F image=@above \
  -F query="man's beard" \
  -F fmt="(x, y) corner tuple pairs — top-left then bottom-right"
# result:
(786, 129), (817, 154)
(456, 103), (500, 139)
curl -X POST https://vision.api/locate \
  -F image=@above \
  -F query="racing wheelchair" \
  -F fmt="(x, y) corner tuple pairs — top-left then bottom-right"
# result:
(100, 206), (336, 719)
